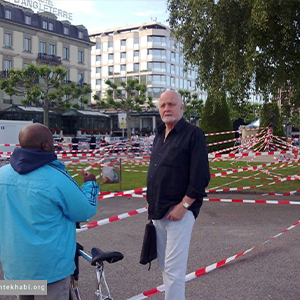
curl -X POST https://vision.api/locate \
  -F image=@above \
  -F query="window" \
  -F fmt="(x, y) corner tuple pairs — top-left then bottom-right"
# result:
(42, 21), (48, 29)
(63, 27), (69, 35)
(96, 55), (101, 62)
(120, 52), (126, 59)
(96, 79), (101, 85)
(148, 87), (165, 98)
(78, 73), (84, 86)
(121, 39), (126, 46)
(140, 75), (146, 84)
(5, 9), (11, 19)
(40, 41), (46, 53)
(171, 76), (175, 86)
(78, 31), (83, 39)
(169, 39), (175, 49)
(25, 15), (31, 25)
(63, 71), (69, 84)
(171, 64), (175, 74)
(49, 22), (53, 31)
(134, 63), (139, 72)
(147, 62), (166, 71)
(4, 33), (12, 48)
(96, 42), (101, 50)
(108, 66), (113, 75)
(147, 35), (166, 46)
(148, 75), (166, 84)
(78, 50), (84, 63)
(134, 50), (139, 57)
(147, 49), (166, 59)
(3, 99), (13, 104)
(24, 37), (31, 52)
(134, 37), (139, 45)
(49, 44), (56, 55)
(63, 47), (69, 60)
(4, 59), (12, 71)
(108, 53), (113, 60)
(96, 67), (101, 73)
(171, 51), (176, 61)
(108, 41), (113, 48)
(121, 64), (126, 71)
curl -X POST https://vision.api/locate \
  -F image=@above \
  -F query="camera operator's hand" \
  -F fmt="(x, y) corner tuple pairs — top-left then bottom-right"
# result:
(81, 171), (96, 183)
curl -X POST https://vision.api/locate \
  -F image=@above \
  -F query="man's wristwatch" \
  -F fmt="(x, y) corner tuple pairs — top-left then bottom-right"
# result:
(182, 201), (190, 209)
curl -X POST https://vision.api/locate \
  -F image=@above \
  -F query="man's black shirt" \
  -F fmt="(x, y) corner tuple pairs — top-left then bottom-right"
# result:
(147, 118), (210, 220)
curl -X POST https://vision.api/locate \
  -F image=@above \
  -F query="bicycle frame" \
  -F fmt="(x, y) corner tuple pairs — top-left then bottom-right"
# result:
(70, 244), (123, 300)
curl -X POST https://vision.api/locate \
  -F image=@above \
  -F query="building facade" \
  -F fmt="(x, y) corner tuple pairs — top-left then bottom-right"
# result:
(89, 21), (206, 103)
(0, 0), (94, 110)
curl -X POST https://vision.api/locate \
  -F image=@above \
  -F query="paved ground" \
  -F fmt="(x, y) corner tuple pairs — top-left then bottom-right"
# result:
(1, 192), (300, 300)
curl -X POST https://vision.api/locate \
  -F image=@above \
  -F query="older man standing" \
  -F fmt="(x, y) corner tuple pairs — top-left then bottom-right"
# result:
(0, 123), (99, 300)
(147, 91), (210, 300)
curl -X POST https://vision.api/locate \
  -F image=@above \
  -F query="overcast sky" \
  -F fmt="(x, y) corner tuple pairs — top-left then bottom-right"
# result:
(53, 0), (170, 33)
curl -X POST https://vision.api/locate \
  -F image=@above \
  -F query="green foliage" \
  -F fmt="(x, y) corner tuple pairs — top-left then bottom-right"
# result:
(167, 0), (300, 116)
(260, 102), (285, 136)
(0, 64), (92, 127)
(93, 79), (154, 139)
(178, 90), (204, 122)
(227, 98), (261, 124)
(200, 90), (234, 152)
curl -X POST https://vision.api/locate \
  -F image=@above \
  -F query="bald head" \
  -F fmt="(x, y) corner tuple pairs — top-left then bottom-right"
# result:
(159, 91), (182, 105)
(19, 123), (55, 153)
(158, 91), (184, 127)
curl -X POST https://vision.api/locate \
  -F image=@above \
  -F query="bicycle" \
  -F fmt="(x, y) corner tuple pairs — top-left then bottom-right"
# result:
(69, 243), (124, 300)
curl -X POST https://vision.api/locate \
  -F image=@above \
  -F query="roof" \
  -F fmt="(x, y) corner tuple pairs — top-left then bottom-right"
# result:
(63, 109), (109, 118)
(0, 0), (93, 44)
(89, 20), (169, 38)
(0, 105), (57, 114)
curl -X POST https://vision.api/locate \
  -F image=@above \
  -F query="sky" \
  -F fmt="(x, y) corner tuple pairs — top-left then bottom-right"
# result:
(9, 0), (170, 33)
(54, 0), (170, 33)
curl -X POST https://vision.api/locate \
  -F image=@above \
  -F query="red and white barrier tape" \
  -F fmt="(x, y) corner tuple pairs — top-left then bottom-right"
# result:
(76, 207), (147, 233)
(76, 196), (300, 233)
(209, 150), (298, 159)
(126, 219), (300, 299)
(97, 187), (147, 200)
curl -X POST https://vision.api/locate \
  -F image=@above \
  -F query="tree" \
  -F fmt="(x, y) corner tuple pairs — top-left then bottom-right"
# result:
(227, 98), (261, 125)
(167, 0), (300, 121)
(200, 89), (234, 153)
(178, 90), (204, 124)
(260, 103), (284, 136)
(0, 64), (92, 127)
(93, 79), (154, 139)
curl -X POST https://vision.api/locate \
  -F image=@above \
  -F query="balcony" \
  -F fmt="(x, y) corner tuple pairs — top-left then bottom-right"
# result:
(0, 70), (10, 79)
(37, 53), (62, 65)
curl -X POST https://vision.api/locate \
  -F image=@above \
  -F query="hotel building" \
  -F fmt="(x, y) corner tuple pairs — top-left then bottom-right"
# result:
(0, 0), (94, 111)
(89, 21), (206, 102)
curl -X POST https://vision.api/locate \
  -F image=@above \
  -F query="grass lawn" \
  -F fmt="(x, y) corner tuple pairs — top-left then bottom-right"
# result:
(67, 158), (300, 194)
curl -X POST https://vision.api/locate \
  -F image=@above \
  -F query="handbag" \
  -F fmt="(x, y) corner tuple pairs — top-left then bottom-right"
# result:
(139, 220), (157, 270)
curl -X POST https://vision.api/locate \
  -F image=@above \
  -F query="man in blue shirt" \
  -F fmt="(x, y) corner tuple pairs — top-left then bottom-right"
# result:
(147, 91), (210, 300)
(0, 123), (99, 299)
